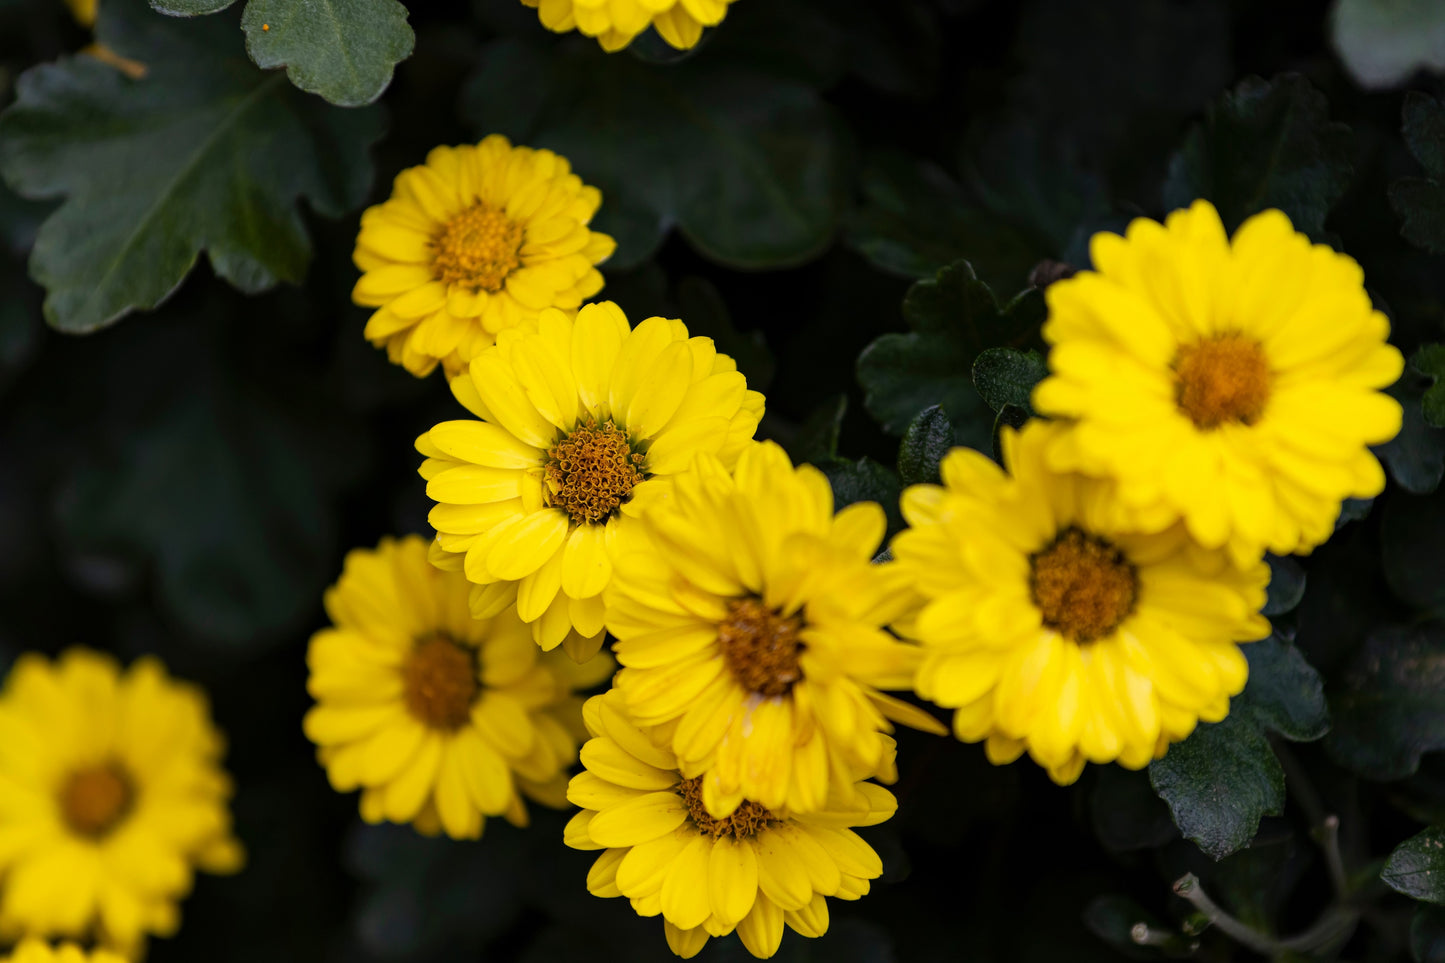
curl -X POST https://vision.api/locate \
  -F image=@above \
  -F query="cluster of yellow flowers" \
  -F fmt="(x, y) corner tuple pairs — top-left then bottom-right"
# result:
(304, 134), (1406, 959)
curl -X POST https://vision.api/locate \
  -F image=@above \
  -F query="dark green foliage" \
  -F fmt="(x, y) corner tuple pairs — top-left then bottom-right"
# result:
(461, 34), (850, 270)
(971, 347), (1046, 417)
(857, 260), (1043, 450)
(1164, 74), (1353, 237)
(1416, 344), (1445, 428)
(1328, 623), (1445, 780)
(896, 405), (956, 488)
(1387, 827), (1445, 904)
(0, 0), (382, 331)
(1392, 93), (1445, 254)
(1149, 636), (1328, 859)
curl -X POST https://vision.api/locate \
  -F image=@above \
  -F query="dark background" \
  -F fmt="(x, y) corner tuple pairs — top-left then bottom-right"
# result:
(3, 0), (1445, 960)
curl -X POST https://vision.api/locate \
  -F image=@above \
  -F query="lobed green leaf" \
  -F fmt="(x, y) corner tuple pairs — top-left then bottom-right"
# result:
(1386, 827), (1445, 904)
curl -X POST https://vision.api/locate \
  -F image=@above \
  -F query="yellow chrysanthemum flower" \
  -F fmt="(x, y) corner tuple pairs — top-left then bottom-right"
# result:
(304, 535), (613, 840)
(2, 941), (125, 963)
(0, 650), (242, 958)
(564, 689), (894, 960)
(891, 420), (1273, 785)
(417, 301), (765, 662)
(521, 0), (738, 52)
(353, 135), (616, 378)
(604, 440), (943, 818)
(1032, 200), (1404, 565)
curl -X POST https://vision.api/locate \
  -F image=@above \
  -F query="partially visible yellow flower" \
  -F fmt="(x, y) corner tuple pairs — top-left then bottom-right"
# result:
(605, 441), (943, 819)
(521, 0), (738, 51)
(304, 535), (613, 840)
(417, 301), (764, 661)
(64, 0), (95, 26)
(891, 420), (1272, 785)
(1032, 200), (1404, 565)
(353, 135), (616, 378)
(2, 941), (125, 963)
(0, 650), (242, 958)
(564, 689), (894, 960)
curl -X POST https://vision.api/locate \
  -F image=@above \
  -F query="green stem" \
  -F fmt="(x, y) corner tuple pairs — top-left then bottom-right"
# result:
(1173, 873), (1359, 955)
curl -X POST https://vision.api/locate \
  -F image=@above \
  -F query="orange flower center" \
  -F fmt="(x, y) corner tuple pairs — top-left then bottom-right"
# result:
(1029, 528), (1138, 643)
(431, 203), (524, 292)
(677, 775), (776, 839)
(402, 635), (478, 731)
(545, 421), (645, 526)
(1173, 334), (1271, 429)
(60, 763), (134, 838)
(717, 598), (804, 698)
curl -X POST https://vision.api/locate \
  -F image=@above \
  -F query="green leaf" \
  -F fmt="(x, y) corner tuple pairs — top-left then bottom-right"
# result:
(1383, 492), (1445, 611)
(845, 149), (1040, 288)
(789, 394), (848, 467)
(1262, 554), (1307, 617)
(1163, 73), (1353, 239)
(1327, 623), (1445, 779)
(461, 37), (849, 271)
(819, 456), (901, 530)
(1380, 372), (1445, 495)
(1149, 635), (1328, 859)
(0, 0), (383, 332)
(1386, 827), (1445, 904)
(857, 260), (1044, 449)
(1413, 905), (1445, 962)
(1391, 94), (1445, 254)
(1415, 344), (1445, 428)
(152, 0), (413, 106)
(897, 405), (957, 488)
(972, 347), (1046, 416)
(1331, 0), (1445, 90)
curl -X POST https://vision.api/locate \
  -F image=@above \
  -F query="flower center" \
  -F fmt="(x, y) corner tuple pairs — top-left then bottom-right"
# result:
(1029, 527), (1138, 643)
(717, 598), (804, 698)
(431, 203), (524, 291)
(1173, 334), (1271, 430)
(677, 776), (776, 839)
(402, 635), (478, 731)
(545, 421), (645, 526)
(60, 763), (134, 838)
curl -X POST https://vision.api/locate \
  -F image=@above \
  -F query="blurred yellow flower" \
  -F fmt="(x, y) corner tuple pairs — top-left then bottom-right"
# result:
(564, 689), (894, 960)
(417, 301), (764, 661)
(1032, 200), (1404, 565)
(64, 0), (95, 26)
(605, 440), (943, 818)
(304, 535), (613, 839)
(353, 135), (615, 378)
(0, 650), (242, 958)
(521, 0), (738, 51)
(1, 941), (126, 963)
(891, 420), (1272, 785)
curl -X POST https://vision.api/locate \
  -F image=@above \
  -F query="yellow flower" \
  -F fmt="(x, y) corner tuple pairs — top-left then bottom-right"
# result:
(417, 301), (765, 661)
(1032, 200), (1404, 565)
(65, 0), (95, 26)
(604, 440), (943, 818)
(564, 689), (894, 960)
(0, 650), (242, 958)
(353, 135), (616, 378)
(304, 535), (613, 840)
(891, 420), (1272, 785)
(521, 0), (738, 51)
(2, 942), (125, 963)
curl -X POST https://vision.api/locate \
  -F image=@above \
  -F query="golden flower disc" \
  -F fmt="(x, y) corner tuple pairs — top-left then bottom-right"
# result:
(1173, 333), (1271, 429)
(677, 776), (776, 840)
(1029, 527), (1139, 644)
(545, 421), (645, 525)
(401, 635), (478, 731)
(431, 202), (524, 291)
(59, 763), (133, 839)
(716, 598), (803, 698)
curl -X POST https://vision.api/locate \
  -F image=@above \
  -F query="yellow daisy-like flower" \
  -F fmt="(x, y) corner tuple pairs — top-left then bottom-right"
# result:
(564, 689), (894, 960)
(1032, 199), (1404, 565)
(891, 420), (1273, 785)
(417, 300), (765, 662)
(304, 535), (613, 840)
(521, 0), (738, 51)
(604, 440), (942, 818)
(353, 135), (616, 378)
(0, 650), (242, 958)
(2, 941), (125, 963)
